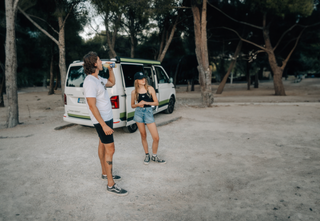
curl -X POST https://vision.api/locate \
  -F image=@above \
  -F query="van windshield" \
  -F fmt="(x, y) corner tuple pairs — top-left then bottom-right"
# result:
(122, 64), (144, 87)
(66, 66), (109, 87)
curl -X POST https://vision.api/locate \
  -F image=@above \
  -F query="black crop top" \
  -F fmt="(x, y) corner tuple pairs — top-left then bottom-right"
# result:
(138, 93), (153, 107)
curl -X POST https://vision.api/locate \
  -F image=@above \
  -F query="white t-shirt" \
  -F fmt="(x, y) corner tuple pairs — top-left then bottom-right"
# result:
(83, 75), (113, 124)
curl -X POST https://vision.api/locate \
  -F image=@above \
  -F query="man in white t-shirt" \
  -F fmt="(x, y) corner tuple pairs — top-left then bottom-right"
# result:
(82, 51), (128, 196)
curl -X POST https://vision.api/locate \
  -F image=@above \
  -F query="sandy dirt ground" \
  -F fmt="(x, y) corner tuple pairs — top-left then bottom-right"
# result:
(0, 78), (320, 221)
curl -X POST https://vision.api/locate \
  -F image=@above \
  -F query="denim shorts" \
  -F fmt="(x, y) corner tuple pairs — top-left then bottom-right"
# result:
(134, 107), (155, 124)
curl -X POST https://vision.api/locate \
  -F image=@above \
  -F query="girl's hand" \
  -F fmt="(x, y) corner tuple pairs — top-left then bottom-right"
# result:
(138, 101), (146, 107)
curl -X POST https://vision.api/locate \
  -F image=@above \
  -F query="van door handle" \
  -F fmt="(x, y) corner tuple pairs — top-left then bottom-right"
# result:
(121, 95), (126, 97)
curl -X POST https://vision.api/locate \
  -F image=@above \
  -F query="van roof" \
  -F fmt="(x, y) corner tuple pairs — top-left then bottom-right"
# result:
(71, 57), (161, 65)
(116, 57), (161, 65)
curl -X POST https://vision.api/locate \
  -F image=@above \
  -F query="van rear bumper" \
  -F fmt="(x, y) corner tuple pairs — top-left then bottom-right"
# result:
(63, 114), (125, 128)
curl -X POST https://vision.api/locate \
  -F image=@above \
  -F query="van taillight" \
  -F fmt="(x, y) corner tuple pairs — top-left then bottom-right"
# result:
(110, 96), (119, 109)
(64, 93), (67, 105)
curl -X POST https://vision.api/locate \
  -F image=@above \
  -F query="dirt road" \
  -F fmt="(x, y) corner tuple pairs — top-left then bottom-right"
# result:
(0, 79), (319, 220)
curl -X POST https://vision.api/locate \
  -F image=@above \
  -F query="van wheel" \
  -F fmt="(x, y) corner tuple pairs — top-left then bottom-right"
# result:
(123, 123), (138, 133)
(164, 97), (175, 114)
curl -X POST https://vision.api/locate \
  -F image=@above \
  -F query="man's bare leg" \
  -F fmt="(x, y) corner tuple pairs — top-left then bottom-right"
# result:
(98, 140), (107, 175)
(104, 142), (115, 187)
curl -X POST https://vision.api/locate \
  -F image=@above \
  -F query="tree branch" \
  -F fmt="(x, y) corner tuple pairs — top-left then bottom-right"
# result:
(255, 49), (266, 54)
(281, 28), (305, 69)
(217, 27), (268, 52)
(207, 1), (263, 30)
(274, 21), (320, 52)
(276, 21), (320, 69)
(89, 22), (106, 36)
(174, 6), (191, 9)
(60, 2), (79, 31)
(157, 10), (180, 62)
(28, 14), (59, 35)
(13, 0), (20, 11)
(278, 38), (297, 54)
(273, 24), (298, 51)
(304, 21), (320, 28)
(18, 6), (60, 46)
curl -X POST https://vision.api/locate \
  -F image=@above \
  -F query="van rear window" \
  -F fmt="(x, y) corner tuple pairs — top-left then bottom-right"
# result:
(122, 64), (143, 87)
(66, 66), (109, 87)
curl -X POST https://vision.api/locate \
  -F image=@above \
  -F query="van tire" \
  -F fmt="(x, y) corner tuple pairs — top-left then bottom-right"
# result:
(123, 123), (138, 133)
(164, 96), (175, 114)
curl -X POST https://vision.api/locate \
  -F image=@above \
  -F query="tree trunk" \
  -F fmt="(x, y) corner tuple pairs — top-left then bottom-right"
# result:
(19, 4), (71, 102)
(0, 76), (4, 107)
(246, 61), (250, 90)
(216, 40), (242, 94)
(173, 57), (183, 87)
(186, 80), (190, 92)
(191, 0), (213, 107)
(157, 11), (180, 62)
(0, 62), (5, 107)
(42, 70), (47, 88)
(157, 28), (166, 60)
(54, 68), (60, 90)
(254, 69), (259, 88)
(271, 65), (286, 95)
(262, 14), (286, 95)
(48, 46), (55, 95)
(58, 16), (67, 101)
(130, 30), (135, 58)
(5, 0), (20, 128)
(191, 79), (195, 91)
(104, 14), (118, 58)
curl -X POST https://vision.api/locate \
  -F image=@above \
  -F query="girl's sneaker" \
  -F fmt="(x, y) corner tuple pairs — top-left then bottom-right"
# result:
(151, 155), (166, 164)
(144, 154), (150, 165)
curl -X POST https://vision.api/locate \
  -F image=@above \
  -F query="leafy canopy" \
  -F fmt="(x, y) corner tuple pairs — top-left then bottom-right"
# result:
(246, 0), (314, 17)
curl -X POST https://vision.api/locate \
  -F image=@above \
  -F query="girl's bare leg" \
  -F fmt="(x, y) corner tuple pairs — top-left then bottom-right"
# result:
(137, 122), (149, 154)
(146, 122), (159, 155)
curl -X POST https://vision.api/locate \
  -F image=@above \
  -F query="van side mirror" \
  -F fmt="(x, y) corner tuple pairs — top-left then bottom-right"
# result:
(169, 77), (173, 83)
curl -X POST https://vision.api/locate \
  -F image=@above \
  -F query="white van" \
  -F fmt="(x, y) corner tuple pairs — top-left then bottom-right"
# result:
(63, 57), (176, 132)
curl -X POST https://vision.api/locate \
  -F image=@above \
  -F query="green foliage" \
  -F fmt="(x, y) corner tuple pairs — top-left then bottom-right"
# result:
(246, 0), (314, 17)
(11, 0), (88, 87)
(4, 0), (319, 88)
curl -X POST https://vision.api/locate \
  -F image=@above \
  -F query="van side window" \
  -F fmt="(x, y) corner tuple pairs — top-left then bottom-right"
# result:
(66, 66), (109, 87)
(122, 64), (144, 87)
(144, 68), (154, 88)
(66, 67), (86, 87)
(155, 67), (169, 84)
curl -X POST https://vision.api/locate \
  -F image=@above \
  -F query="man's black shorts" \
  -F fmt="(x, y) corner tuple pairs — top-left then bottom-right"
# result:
(93, 119), (114, 144)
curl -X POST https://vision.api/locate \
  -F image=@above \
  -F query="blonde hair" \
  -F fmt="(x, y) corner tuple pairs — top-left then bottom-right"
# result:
(134, 78), (151, 102)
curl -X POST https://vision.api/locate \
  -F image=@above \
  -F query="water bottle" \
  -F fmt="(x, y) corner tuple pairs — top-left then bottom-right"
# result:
(103, 62), (116, 68)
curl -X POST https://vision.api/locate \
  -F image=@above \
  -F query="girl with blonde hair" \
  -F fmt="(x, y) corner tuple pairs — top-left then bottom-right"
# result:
(131, 72), (166, 164)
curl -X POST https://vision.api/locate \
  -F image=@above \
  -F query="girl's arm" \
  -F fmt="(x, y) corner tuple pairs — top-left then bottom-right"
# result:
(131, 90), (145, 108)
(144, 86), (159, 106)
